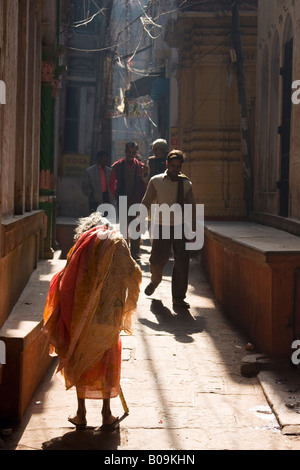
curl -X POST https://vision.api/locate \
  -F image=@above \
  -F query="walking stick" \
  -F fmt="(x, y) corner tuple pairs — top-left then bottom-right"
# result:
(118, 384), (129, 423)
(119, 384), (129, 414)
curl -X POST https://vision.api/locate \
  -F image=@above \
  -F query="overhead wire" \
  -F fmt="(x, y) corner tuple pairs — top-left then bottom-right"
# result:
(72, 9), (103, 28)
(65, 0), (241, 126)
(64, 0), (177, 57)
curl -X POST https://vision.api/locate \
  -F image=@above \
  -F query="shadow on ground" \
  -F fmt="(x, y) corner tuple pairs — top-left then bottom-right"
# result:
(42, 426), (123, 450)
(139, 299), (205, 343)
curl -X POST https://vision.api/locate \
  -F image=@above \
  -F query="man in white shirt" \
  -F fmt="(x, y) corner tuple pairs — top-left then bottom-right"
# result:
(141, 150), (196, 309)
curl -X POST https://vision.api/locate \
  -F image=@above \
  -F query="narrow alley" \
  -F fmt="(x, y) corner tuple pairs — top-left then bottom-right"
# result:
(2, 239), (300, 451)
(2, 0), (300, 456)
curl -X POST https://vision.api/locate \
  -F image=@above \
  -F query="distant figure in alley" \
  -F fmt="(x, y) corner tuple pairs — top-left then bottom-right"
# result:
(146, 138), (167, 181)
(42, 212), (142, 430)
(81, 150), (112, 213)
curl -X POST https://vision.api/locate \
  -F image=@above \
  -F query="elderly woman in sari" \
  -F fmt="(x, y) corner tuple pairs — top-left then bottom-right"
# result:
(43, 212), (142, 430)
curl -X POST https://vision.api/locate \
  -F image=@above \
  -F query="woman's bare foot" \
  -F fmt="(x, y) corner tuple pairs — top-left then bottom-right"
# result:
(69, 395), (87, 427)
(68, 414), (87, 427)
(101, 399), (119, 429)
(102, 413), (119, 427)
(99, 414), (120, 431)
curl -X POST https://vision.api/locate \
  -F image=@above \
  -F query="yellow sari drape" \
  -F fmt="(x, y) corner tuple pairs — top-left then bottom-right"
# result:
(43, 226), (142, 397)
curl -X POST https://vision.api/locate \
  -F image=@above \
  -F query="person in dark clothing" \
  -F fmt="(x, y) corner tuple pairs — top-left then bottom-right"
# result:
(141, 150), (196, 309)
(108, 142), (148, 260)
(146, 139), (168, 181)
(81, 151), (112, 213)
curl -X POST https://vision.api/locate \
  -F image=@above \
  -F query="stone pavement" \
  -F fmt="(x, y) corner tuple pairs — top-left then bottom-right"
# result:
(2, 239), (300, 451)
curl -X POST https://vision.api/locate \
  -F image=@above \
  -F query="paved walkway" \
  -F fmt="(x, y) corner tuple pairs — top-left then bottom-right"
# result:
(2, 239), (300, 451)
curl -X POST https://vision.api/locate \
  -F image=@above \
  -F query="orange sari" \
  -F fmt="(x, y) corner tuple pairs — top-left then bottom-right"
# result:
(43, 226), (141, 399)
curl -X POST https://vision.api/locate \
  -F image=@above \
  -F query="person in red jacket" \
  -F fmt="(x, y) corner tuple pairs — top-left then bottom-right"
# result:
(109, 142), (148, 261)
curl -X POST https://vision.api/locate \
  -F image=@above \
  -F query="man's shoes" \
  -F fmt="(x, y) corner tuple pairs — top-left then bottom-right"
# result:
(173, 299), (190, 309)
(144, 282), (156, 296)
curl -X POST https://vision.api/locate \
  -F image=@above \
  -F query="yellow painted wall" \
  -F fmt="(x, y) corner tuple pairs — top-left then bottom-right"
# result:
(168, 13), (257, 218)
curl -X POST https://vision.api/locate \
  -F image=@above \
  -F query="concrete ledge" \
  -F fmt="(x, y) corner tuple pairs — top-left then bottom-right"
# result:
(202, 221), (300, 358)
(1, 210), (44, 258)
(0, 252), (65, 426)
(251, 211), (300, 239)
(241, 353), (300, 435)
(258, 368), (300, 435)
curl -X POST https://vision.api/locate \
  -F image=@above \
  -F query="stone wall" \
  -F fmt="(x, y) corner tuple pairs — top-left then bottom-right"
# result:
(202, 221), (300, 358)
(0, 0), (45, 328)
(166, 9), (257, 218)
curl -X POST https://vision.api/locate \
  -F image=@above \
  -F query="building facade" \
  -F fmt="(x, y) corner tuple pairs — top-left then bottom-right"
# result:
(196, 0), (300, 359)
(252, 0), (300, 235)
(56, 0), (114, 219)
(165, 0), (258, 218)
(0, 0), (45, 330)
(0, 0), (70, 425)
(110, 0), (175, 164)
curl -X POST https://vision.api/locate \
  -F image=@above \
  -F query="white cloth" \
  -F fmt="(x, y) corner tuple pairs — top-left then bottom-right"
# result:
(141, 171), (195, 227)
